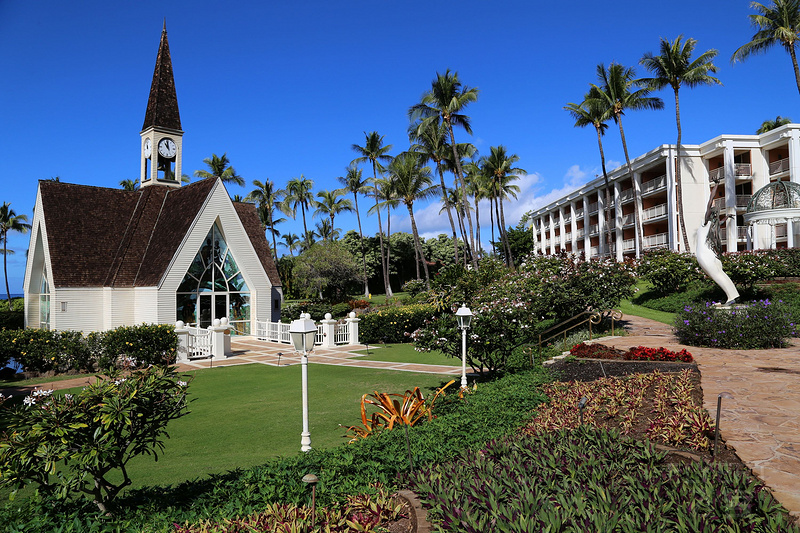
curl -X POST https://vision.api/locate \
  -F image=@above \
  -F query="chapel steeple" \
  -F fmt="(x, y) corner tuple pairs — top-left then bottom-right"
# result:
(140, 20), (184, 188)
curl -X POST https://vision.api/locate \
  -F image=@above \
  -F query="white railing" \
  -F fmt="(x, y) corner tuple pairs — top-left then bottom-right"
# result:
(563, 215), (571, 224)
(721, 227), (750, 242)
(316, 325), (324, 345)
(623, 238), (635, 251)
(641, 175), (667, 194)
(643, 233), (669, 249)
(588, 202), (599, 213)
(621, 213), (635, 227)
(588, 224), (599, 235)
(770, 157), (790, 175)
(735, 163), (752, 177)
(575, 228), (585, 238)
(709, 167), (725, 182)
(335, 323), (349, 344)
(619, 188), (635, 202)
(643, 203), (668, 221)
(713, 197), (725, 210)
(736, 194), (752, 207)
(589, 246), (600, 256)
(574, 209), (584, 219)
(776, 224), (788, 238)
(186, 326), (212, 358)
(565, 232), (572, 241)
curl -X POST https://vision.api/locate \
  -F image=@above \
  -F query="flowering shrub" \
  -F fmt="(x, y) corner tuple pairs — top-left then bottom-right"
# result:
(637, 248), (704, 294)
(569, 343), (693, 362)
(675, 300), (796, 349)
(0, 366), (191, 514)
(0, 329), (90, 374)
(359, 303), (436, 344)
(89, 323), (178, 369)
(401, 278), (427, 297)
(721, 250), (783, 289)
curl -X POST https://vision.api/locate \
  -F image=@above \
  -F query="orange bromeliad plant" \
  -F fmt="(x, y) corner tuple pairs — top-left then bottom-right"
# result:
(344, 380), (455, 441)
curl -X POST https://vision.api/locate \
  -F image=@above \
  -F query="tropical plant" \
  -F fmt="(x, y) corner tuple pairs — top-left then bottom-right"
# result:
(757, 114), (793, 132)
(314, 189), (353, 233)
(292, 241), (362, 300)
(369, 175), (400, 295)
(0, 366), (190, 514)
(480, 146), (525, 268)
(387, 152), (437, 285)
(338, 164), (371, 295)
(732, 0), (800, 95)
(352, 131), (394, 296)
(314, 218), (340, 241)
(589, 63), (664, 256)
(246, 179), (286, 255)
(640, 35), (721, 253)
(193, 152), (245, 187)
(119, 178), (139, 191)
(463, 160), (488, 259)
(282, 175), (316, 248)
(409, 70), (480, 267)
(564, 90), (614, 257)
(0, 202), (31, 310)
(281, 232), (302, 257)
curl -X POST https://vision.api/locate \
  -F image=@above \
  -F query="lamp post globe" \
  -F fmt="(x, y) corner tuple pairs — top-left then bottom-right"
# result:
(455, 304), (473, 389)
(289, 315), (317, 452)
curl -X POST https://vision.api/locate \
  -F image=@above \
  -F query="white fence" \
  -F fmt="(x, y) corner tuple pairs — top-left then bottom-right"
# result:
(186, 326), (212, 358)
(254, 314), (360, 347)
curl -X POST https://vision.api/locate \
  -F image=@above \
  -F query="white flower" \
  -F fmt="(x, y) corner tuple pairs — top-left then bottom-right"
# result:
(114, 378), (127, 385)
(23, 396), (36, 406)
(32, 389), (53, 398)
(177, 380), (187, 387)
(64, 394), (73, 400)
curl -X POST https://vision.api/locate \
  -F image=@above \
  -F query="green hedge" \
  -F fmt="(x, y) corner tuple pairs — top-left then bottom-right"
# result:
(281, 301), (352, 322)
(0, 324), (177, 374)
(359, 303), (437, 344)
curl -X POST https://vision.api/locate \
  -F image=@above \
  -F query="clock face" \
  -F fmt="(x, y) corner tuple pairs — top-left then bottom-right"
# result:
(158, 138), (177, 158)
(143, 138), (152, 158)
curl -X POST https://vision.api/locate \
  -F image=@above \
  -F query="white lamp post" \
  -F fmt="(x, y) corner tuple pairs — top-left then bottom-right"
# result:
(289, 313), (317, 452)
(455, 304), (473, 389)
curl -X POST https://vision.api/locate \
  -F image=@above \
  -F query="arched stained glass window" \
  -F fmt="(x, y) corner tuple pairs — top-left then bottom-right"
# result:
(176, 223), (251, 334)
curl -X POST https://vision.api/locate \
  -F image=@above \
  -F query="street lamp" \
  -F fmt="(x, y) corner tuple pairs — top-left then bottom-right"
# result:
(455, 304), (473, 389)
(289, 313), (317, 452)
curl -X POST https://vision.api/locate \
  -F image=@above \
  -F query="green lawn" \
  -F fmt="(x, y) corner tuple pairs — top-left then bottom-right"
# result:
(63, 364), (452, 491)
(352, 343), (459, 366)
(0, 372), (91, 390)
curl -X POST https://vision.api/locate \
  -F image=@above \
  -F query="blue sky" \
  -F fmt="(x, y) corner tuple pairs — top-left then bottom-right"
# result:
(1, 0), (797, 293)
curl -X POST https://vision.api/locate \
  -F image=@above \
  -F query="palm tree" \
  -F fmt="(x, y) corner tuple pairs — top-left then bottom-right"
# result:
(590, 63), (664, 257)
(463, 160), (488, 259)
(369, 176), (400, 293)
(641, 35), (721, 254)
(564, 90), (614, 257)
(409, 119), (461, 264)
(314, 189), (353, 231)
(480, 146), (524, 268)
(120, 179), (139, 191)
(409, 70), (479, 268)
(281, 176), (315, 248)
(732, 0), (800, 95)
(246, 179), (286, 255)
(352, 131), (394, 297)
(388, 152), (437, 285)
(337, 164), (371, 295)
(281, 233), (301, 257)
(0, 202), (31, 310)
(194, 153), (245, 187)
(757, 115), (793, 132)
(315, 219), (340, 241)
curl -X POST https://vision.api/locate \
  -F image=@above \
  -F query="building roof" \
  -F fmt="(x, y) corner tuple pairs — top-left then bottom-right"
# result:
(141, 22), (182, 132)
(39, 179), (280, 288)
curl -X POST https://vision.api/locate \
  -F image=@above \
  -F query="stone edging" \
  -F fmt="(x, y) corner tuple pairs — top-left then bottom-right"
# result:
(395, 490), (433, 533)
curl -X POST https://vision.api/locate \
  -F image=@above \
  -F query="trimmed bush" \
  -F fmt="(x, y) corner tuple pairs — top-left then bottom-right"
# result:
(359, 303), (436, 344)
(95, 324), (178, 369)
(721, 250), (783, 289)
(637, 248), (704, 294)
(675, 300), (796, 349)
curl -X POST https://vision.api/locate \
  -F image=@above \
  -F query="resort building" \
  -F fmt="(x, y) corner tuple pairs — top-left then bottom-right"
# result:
(22, 24), (282, 334)
(528, 124), (800, 259)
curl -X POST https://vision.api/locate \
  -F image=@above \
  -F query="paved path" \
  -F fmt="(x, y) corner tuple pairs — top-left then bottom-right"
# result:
(606, 315), (800, 517)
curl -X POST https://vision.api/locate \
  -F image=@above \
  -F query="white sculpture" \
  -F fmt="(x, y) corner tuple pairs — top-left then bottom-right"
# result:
(695, 178), (739, 305)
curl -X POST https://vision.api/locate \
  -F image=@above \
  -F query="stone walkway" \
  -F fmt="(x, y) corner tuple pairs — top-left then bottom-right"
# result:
(606, 314), (800, 517)
(3, 320), (798, 517)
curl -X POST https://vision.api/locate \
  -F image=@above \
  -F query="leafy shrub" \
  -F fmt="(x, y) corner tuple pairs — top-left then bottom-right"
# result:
(0, 328), (61, 373)
(0, 310), (23, 330)
(400, 279), (426, 297)
(569, 342), (625, 359)
(637, 248), (704, 294)
(772, 248), (800, 277)
(675, 300), (796, 349)
(0, 366), (191, 514)
(721, 250), (783, 289)
(347, 299), (370, 311)
(359, 303), (436, 344)
(405, 426), (797, 532)
(94, 323), (178, 369)
(282, 301), (352, 322)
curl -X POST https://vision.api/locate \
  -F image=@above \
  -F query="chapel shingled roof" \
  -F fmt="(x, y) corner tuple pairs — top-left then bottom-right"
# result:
(141, 21), (182, 132)
(39, 179), (280, 288)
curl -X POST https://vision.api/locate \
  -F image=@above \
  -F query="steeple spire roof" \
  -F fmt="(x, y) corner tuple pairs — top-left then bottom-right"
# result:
(142, 21), (182, 132)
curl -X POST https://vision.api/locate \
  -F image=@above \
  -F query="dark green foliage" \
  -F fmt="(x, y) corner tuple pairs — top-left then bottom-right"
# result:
(495, 222), (534, 265)
(275, 256), (300, 300)
(0, 369), (550, 531)
(405, 427), (798, 532)
(0, 311), (23, 331)
(633, 283), (720, 313)
(400, 279), (426, 297)
(281, 301), (351, 322)
(637, 248), (704, 294)
(292, 241), (364, 301)
(359, 304), (436, 344)
(90, 324), (178, 369)
(675, 300), (796, 349)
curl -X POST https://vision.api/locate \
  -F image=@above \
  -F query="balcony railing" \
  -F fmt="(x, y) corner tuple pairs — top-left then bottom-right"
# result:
(588, 202), (599, 213)
(622, 238), (635, 251)
(575, 228), (585, 238)
(574, 209), (584, 219)
(563, 215), (571, 224)
(770, 157), (790, 175)
(709, 167), (725, 182)
(588, 224), (599, 235)
(641, 175), (667, 195)
(621, 213), (635, 227)
(735, 163), (752, 177)
(721, 227), (749, 242)
(564, 232), (572, 241)
(619, 188), (635, 202)
(776, 224), (788, 238)
(643, 203), (668, 221)
(736, 194), (752, 207)
(643, 232), (669, 249)
(589, 246), (600, 256)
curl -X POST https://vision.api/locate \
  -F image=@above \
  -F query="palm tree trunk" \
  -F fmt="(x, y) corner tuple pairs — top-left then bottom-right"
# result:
(596, 126), (614, 258)
(473, 197), (482, 259)
(386, 208), (393, 295)
(674, 87), (691, 253)
(3, 234), (11, 311)
(494, 195), (503, 258)
(271, 228), (278, 260)
(436, 162), (460, 264)
(407, 204), (431, 286)
(446, 122), (477, 269)
(499, 196), (514, 269)
(790, 45), (800, 96)
(371, 162), (392, 297)
(489, 197), (496, 254)
(300, 203), (309, 247)
(617, 116), (643, 257)
(353, 193), (369, 296)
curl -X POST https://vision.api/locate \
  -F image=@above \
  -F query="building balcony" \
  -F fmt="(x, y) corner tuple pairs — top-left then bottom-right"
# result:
(642, 203), (668, 221)
(623, 238), (635, 252)
(712, 195), (753, 210)
(709, 167), (724, 182)
(588, 202), (599, 214)
(575, 228), (585, 238)
(641, 175), (667, 196)
(770, 157), (790, 175)
(589, 246), (599, 256)
(574, 209), (584, 219)
(618, 188), (635, 203)
(643, 232), (669, 249)
(588, 224), (599, 235)
(720, 227), (749, 242)
(621, 213), (635, 227)
(564, 232), (572, 241)
(735, 163), (752, 177)
(563, 215), (571, 224)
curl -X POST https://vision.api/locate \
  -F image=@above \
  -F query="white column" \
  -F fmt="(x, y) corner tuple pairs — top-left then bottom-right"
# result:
(548, 212), (556, 254)
(634, 171), (643, 258)
(753, 222), (760, 250)
(614, 182), (623, 261)
(583, 196), (591, 258)
(789, 129), (800, 183)
(539, 216), (547, 255)
(597, 190), (605, 256)
(724, 140), (737, 252)
(321, 313), (337, 348)
(570, 202), (578, 252)
(175, 321), (190, 363)
(788, 222), (795, 248)
(666, 147), (679, 251)
(558, 206), (566, 250)
(209, 318), (230, 359)
(346, 312), (360, 345)
(746, 224), (753, 250)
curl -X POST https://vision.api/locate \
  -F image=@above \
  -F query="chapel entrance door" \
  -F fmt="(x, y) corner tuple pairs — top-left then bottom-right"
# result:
(199, 293), (228, 328)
